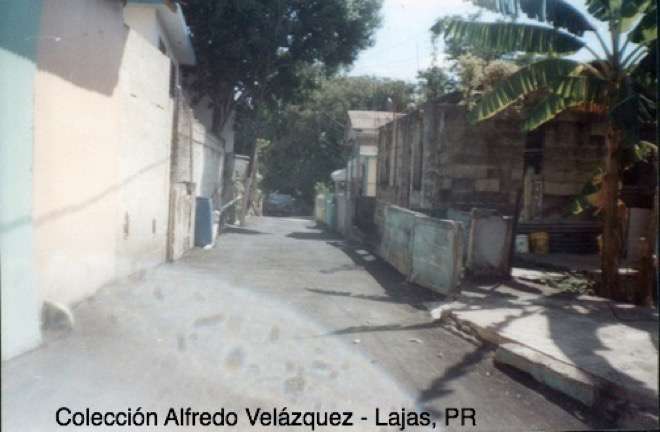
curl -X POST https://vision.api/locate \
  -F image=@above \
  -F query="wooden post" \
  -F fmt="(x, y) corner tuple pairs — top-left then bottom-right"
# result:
(600, 125), (622, 299)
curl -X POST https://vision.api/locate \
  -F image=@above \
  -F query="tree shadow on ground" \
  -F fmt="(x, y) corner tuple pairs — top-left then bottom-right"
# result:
(417, 344), (496, 420)
(286, 231), (340, 240)
(446, 276), (658, 420)
(224, 226), (268, 235)
(313, 240), (446, 311)
(320, 320), (444, 337)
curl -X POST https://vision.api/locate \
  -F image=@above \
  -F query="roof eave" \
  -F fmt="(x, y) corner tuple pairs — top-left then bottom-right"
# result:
(127, 0), (196, 65)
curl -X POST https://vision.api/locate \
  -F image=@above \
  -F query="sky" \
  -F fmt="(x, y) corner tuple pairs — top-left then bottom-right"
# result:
(347, 0), (613, 82)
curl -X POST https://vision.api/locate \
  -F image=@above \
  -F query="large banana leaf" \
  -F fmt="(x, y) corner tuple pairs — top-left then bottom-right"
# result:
(620, 0), (653, 33)
(437, 20), (584, 54)
(631, 41), (657, 95)
(629, 4), (657, 44)
(515, 75), (605, 130)
(468, 58), (583, 122)
(551, 75), (607, 101)
(470, 0), (595, 36)
(585, 0), (617, 21)
(523, 94), (584, 131)
(586, 0), (651, 26)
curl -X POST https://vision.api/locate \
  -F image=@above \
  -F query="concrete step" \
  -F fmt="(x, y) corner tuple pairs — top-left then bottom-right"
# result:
(437, 306), (659, 428)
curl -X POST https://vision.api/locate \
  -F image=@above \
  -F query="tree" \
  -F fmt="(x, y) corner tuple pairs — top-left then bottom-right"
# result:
(453, 54), (519, 108)
(434, 0), (657, 300)
(250, 74), (417, 202)
(416, 66), (456, 102)
(180, 0), (383, 133)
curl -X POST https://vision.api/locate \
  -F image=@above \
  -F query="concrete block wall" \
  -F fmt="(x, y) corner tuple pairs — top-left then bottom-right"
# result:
(466, 209), (513, 277)
(538, 119), (604, 217)
(410, 216), (464, 294)
(377, 102), (526, 216)
(376, 205), (464, 295)
(379, 205), (417, 276)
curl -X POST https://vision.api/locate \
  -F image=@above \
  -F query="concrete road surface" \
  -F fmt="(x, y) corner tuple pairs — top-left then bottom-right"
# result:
(2, 217), (614, 431)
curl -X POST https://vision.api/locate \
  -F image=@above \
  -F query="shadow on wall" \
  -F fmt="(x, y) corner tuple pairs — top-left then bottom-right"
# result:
(35, 0), (128, 97)
(0, 158), (170, 235)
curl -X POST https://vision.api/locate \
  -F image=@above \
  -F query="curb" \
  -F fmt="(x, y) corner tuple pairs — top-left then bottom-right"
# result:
(438, 307), (659, 417)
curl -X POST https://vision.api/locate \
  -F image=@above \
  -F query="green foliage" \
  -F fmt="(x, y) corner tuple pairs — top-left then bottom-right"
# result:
(243, 74), (417, 202)
(455, 54), (520, 108)
(436, 0), (656, 135)
(442, 0), (658, 270)
(314, 182), (332, 196)
(467, 58), (581, 122)
(180, 0), (383, 131)
(416, 66), (456, 102)
(433, 13), (509, 63)
(469, 0), (595, 36)
(436, 20), (585, 55)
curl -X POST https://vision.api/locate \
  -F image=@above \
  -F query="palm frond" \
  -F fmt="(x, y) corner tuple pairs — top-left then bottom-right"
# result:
(469, 58), (583, 122)
(436, 20), (585, 54)
(469, 0), (595, 36)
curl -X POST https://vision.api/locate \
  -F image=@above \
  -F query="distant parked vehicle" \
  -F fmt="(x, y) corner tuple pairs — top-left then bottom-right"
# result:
(263, 193), (309, 216)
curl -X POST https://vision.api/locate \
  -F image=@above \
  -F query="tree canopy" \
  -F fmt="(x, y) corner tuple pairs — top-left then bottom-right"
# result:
(180, 0), (383, 132)
(244, 75), (417, 202)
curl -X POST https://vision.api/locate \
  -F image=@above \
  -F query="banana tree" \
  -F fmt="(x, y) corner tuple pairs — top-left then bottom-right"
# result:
(433, 0), (657, 299)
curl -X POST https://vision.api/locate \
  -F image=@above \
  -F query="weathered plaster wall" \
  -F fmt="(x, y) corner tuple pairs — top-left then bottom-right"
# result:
(115, 28), (173, 278)
(33, 0), (126, 305)
(122, 5), (167, 53)
(32, 0), (178, 305)
(0, 0), (44, 360)
(378, 205), (464, 295)
(192, 121), (225, 204)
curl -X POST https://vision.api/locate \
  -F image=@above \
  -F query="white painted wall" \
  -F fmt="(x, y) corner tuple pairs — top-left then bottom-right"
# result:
(192, 121), (224, 204)
(123, 6), (164, 52)
(115, 28), (173, 278)
(33, 0), (126, 305)
(0, 0), (44, 360)
(32, 0), (176, 305)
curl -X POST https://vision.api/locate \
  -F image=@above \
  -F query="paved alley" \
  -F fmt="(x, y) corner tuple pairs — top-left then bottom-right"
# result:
(2, 217), (612, 431)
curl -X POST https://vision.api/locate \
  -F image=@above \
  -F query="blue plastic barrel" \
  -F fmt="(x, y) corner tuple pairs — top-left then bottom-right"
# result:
(195, 197), (214, 247)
